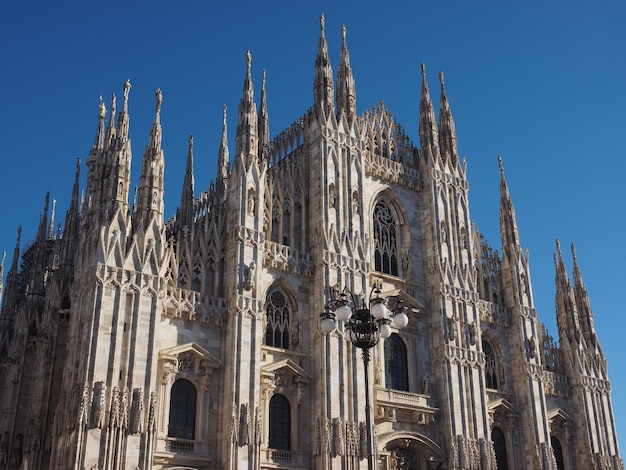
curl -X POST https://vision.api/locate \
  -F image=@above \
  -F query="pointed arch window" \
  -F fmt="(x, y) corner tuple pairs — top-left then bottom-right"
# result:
(265, 289), (290, 349)
(483, 340), (498, 389)
(384, 333), (409, 391)
(373, 201), (399, 276)
(168, 379), (197, 440)
(269, 394), (291, 451)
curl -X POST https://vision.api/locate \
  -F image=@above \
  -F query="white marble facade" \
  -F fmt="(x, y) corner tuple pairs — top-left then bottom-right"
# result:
(0, 15), (622, 470)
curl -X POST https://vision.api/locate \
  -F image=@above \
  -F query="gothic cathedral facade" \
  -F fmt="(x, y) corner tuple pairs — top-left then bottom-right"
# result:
(0, 15), (622, 470)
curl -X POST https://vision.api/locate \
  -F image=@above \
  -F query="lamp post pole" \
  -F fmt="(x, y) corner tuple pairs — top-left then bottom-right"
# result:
(320, 287), (409, 470)
(362, 347), (375, 470)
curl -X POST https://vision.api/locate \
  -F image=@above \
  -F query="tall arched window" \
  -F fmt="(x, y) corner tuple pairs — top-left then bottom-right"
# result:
(551, 436), (565, 470)
(168, 379), (197, 439)
(384, 333), (409, 391)
(373, 201), (399, 276)
(269, 394), (291, 451)
(492, 427), (509, 470)
(483, 340), (498, 389)
(265, 289), (290, 349)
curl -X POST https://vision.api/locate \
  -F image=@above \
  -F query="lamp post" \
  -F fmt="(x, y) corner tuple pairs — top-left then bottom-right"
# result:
(320, 287), (409, 470)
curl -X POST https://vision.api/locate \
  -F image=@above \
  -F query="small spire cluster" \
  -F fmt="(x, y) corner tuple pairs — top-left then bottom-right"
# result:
(418, 64), (464, 176)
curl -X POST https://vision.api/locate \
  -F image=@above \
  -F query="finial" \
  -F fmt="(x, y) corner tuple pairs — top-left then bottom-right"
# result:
(556, 238), (562, 255)
(262, 69), (266, 87)
(439, 71), (445, 87)
(246, 51), (252, 74)
(49, 198), (57, 237)
(155, 88), (163, 115)
(107, 93), (117, 129)
(342, 24), (346, 42)
(188, 133), (193, 148)
(223, 104), (227, 121)
(421, 63), (426, 77)
(320, 13), (325, 31)
(76, 158), (81, 172)
(498, 155), (504, 175)
(571, 243), (577, 262)
(99, 96), (106, 119)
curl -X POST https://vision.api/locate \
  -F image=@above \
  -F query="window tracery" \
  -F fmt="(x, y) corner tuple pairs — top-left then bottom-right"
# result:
(374, 201), (399, 276)
(265, 289), (291, 349)
(483, 340), (498, 390)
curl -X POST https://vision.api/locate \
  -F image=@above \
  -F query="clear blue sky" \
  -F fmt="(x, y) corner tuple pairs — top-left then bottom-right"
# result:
(1, 0), (625, 447)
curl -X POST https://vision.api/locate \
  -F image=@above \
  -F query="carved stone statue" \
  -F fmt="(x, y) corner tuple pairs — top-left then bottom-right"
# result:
(99, 98), (106, 119)
(391, 447), (418, 470)
(422, 373), (431, 395)
(93, 381), (106, 429)
(247, 190), (256, 216)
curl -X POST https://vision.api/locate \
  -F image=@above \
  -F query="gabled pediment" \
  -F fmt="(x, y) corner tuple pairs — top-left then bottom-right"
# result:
(261, 359), (311, 382)
(159, 342), (222, 368)
(487, 397), (518, 417)
(378, 288), (424, 314)
(547, 408), (571, 423)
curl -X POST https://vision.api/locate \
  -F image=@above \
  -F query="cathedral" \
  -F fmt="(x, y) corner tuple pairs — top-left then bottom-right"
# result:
(0, 14), (622, 470)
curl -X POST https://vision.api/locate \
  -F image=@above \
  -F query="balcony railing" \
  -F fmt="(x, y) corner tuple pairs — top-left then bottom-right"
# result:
(376, 388), (430, 409)
(163, 437), (197, 453)
(261, 448), (309, 467)
(270, 449), (292, 463)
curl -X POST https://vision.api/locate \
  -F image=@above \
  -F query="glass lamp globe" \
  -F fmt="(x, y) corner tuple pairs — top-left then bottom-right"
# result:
(370, 301), (388, 320)
(392, 311), (409, 329)
(379, 322), (392, 339)
(348, 328), (358, 343)
(336, 304), (353, 322)
(321, 317), (336, 334)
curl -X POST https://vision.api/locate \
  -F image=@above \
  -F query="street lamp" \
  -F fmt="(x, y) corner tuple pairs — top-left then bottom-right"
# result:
(320, 286), (409, 470)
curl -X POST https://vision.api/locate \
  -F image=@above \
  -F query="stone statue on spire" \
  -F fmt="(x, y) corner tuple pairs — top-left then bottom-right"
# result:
(123, 79), (131, 99)
(99, 96), (106, 119)
(155, 88), (163, 114)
